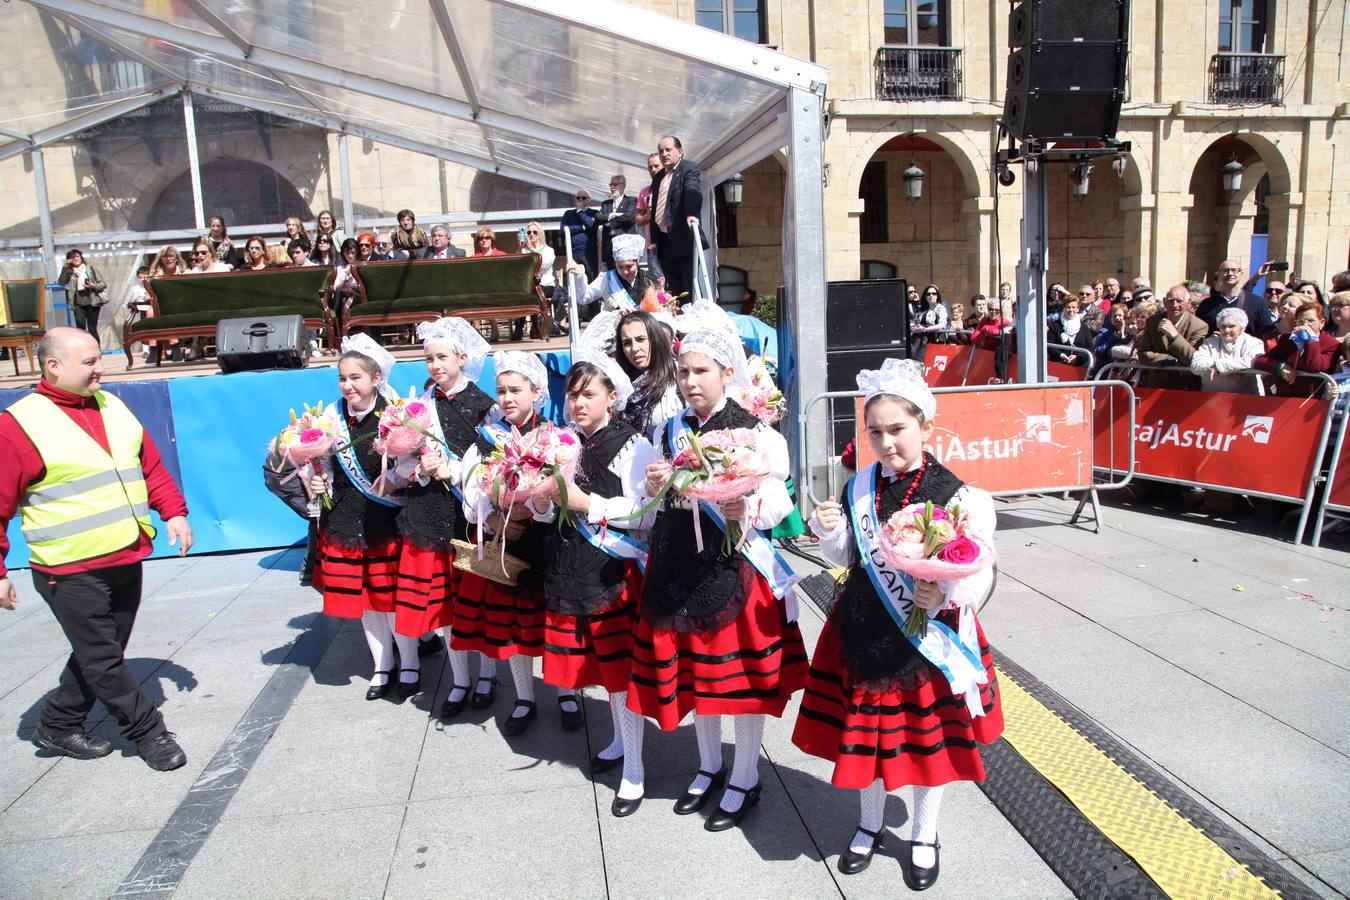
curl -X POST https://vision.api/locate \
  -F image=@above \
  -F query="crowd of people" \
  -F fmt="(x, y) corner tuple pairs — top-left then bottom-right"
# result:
(907, 261), (1350, 397)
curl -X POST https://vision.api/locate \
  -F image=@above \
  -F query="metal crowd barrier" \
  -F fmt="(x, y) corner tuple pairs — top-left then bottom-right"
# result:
(1093, 361), (1339, 544)
(1045, 342), (1093, 369)
(1309, 400), (1350, 548)
(800, 380), (1137, 526)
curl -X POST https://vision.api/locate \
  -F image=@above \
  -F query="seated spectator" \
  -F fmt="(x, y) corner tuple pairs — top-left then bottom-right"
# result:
(420, 225), (465, 260)
(125, 264), (155, 362)
(473, 226), (507, 257)
(1047, 293), (1094, 364)
(393, 209), (429, 253)
(1253, 301), (1340, 397)
(189, 240), (231, 273)
(282, 216), (311, 254)
(334, 239), (361, 315)
(241, 236), (272, 271)
(310, 233), (337, 267)
(1136, 284), (1208, 389)
(1190, 307), (1264, 393)
(1092, 302), (1132, 377)
(150, 244), (187, 277)
(285, 239), (315, 268)
(372, 231), (407, 261)
(1261, 291), (1303, 350)
(355, 233), (376, 263)
(314, 209), (346, 248)
(206, 215), (237, 268)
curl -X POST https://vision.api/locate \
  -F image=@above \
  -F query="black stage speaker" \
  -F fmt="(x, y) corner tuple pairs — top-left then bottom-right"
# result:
(1001, 0), (1129, 142)
(824, 278), (910, 455)
(216, 314), (310, 373)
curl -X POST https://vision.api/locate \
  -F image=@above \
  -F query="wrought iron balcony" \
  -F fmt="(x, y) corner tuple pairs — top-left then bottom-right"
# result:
(875, 46), (963, 102)
(1208, 53), (1284, 105)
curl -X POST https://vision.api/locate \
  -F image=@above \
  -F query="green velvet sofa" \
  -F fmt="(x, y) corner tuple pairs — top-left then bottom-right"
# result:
(124, 267), (335, 367)
(343, 254), (550, 340)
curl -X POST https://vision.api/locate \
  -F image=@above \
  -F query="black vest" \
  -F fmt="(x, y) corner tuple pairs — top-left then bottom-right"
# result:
(835, 453), (965, 685)
(397, 382), (494, 548)
(640, 399), (764, 631)
(324, 397), (401, 548)
(539, 419), (639, 614)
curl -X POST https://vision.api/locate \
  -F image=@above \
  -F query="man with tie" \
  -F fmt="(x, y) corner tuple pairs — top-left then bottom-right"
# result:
(419, 225), (466, 260)
(599, 175), (639, 271)
(650, 135), (708, 301)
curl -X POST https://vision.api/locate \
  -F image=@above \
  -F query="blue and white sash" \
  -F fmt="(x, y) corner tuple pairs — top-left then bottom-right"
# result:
(419, 387), (471, 502)
(848, 463), (987, 717)
(333, 400), (406, 508)
(663, 413), (800, 600)
(603, 270), (636, 311)
(576, 519), (648, 573)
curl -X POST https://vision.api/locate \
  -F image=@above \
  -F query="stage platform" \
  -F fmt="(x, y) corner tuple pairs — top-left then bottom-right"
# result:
(0, 492), (1344, 898)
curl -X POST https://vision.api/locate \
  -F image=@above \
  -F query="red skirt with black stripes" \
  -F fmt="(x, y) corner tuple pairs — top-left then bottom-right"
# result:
(318, 535), (401, 618)
(791, 613), (1004, 790)
(541, 564), (641, 694)
(447, 572), (546, 659)
(626, 572), (808, 731)
(392, 543), (460, 637)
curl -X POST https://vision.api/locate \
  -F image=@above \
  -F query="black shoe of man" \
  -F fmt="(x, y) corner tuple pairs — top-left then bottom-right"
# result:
(137, 732), (187, 772)
(33, 725), (113, 760)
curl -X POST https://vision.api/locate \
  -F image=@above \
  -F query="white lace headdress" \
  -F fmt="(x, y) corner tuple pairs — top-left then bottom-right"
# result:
(856, 357), (936, 421)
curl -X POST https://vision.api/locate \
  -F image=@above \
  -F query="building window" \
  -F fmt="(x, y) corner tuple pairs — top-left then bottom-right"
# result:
(883, 0), (948, 46)
(714, 188), (739, 249)
(862, 260), (898, 279)
(696, 0), (767, 44)
(1218, 0), (1270, 53)
(716, 265), (749, 309)
(859, 161), (889, 244)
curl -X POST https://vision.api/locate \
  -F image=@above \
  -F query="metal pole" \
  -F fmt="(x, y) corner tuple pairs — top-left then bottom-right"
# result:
(786, 85), (830, 514)
(32, 149), (56, 284)
(562, 225), (581, 340)
(182, 93), (206, 231)
(1015, 153), (1048, 384)
(337, 133), (354, 238)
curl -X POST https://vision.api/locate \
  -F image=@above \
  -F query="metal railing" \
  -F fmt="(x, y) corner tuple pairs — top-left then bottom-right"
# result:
(875, 46), (963, 101)
(1208, 52), (1285, 105)
(1309, 402), (1350, 548)
(800, 380), (1136, 508)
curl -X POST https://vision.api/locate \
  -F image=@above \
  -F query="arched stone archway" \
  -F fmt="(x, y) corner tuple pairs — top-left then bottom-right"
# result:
(140, 159), (311, 231)
(1184, 135), (1289, 283)
(1043, 143), (1145, 288)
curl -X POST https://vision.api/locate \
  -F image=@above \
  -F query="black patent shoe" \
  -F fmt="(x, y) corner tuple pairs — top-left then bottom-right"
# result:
(673, 769), (726, 816)
(904, 838), (941, 891)
(611, 793), (643, 817)
(136, 732), (187, 772)
(366, 671), (393, 701)
(470, 676), (498, 710)
(395, 668), (422, 699)
(417, 634), (444, 658)
(838, 826), (884, 875)
(33, 725), (113, 760)
(501, 700), (538, 736)
(439, 685), (471, 720)
(558, 694), (584, 731)
(704, 781), (761, 832)
(590, 752), (623, 776)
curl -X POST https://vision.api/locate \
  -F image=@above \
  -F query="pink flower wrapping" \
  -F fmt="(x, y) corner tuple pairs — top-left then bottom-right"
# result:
(877, 501), (994, 582)
(477, 421), (581, 508)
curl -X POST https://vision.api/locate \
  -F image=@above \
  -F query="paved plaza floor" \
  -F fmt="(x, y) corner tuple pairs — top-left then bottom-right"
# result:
(0, 493), (1346, 899)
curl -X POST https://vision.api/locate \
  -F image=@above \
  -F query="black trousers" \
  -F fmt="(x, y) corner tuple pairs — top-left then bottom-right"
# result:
(72, 303), (101, 342)
(33, 563), (165, 742)
(656, 246), (694, 300)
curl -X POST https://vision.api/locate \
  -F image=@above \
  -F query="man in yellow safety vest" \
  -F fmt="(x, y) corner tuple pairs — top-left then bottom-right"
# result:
(0, 327), (193, 771)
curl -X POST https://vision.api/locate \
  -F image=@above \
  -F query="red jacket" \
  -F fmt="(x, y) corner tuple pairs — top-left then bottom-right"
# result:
(1253, 330), (1340, 397)
(0, 380), (188, 578)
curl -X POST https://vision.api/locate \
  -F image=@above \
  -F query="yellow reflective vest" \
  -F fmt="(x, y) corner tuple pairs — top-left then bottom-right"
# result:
(7, 390), (155, 568)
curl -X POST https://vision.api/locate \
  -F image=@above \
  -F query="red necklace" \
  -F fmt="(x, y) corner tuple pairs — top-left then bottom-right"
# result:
(875, 453), (928, 516)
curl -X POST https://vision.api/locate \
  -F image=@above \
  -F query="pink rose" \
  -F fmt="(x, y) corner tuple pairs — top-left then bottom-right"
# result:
(937, 536), (981, 565)
(300, 428), (325, 443)
(404, 401), (427, 417)
(928, 506), (950, 522)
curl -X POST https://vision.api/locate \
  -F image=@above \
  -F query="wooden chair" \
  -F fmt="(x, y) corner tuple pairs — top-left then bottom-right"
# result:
(0, 279), (46, 375)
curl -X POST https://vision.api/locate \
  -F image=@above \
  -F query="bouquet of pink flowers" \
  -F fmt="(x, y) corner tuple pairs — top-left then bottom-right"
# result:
(878, 500), (994, 637)
(374, 387), (435, 459)
(733, 356), (786, 425)
(269, 401), (340, 510)
(477, 421), (582, 526)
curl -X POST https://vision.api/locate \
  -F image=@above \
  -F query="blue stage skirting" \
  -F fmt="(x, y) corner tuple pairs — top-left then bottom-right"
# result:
(0, 351), (572, 569)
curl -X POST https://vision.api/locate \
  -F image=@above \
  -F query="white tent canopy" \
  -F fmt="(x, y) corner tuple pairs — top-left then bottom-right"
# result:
(6, 0), (831, 505)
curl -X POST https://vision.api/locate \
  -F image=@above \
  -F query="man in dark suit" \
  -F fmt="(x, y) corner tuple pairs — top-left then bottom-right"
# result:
(1195, 258), (1273, 337)
(419, 225), (466, 260)
(650, 135), (708, 300)
(599, 175), (639, 270)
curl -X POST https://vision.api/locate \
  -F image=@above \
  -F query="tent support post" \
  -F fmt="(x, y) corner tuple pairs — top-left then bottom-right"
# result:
(338, 133), (354, 238)
(33, 149), (56, 283)
(785, 85), (829, 516)
(183, 93), (206, 232)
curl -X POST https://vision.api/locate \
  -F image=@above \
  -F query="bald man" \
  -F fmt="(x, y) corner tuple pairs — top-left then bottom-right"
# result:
(0, 327), (192, 771)
(1196, 258), (1274, 337)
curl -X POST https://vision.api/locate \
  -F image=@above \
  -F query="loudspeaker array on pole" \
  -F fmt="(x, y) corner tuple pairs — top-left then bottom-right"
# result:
(1000, 0), (1130, 144)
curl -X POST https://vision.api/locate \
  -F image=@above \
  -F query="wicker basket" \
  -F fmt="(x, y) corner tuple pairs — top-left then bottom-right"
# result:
(451, 535), (530, 586)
